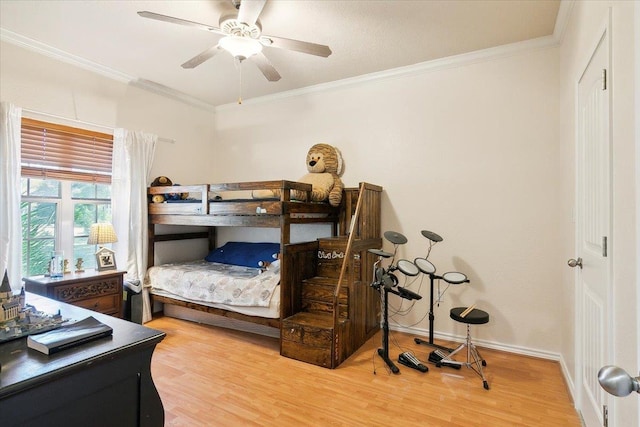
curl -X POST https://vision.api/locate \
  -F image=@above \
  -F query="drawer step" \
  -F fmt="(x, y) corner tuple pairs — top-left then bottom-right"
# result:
(316, 237), (361, 279)
(301, 277), (348, 317)
(281, 312), (349, 369)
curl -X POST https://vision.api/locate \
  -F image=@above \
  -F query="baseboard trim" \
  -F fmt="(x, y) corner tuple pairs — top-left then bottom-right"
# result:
(558, 354), (578, 408)
(390, 323), (580, 414)
(390, 323), (562, 362)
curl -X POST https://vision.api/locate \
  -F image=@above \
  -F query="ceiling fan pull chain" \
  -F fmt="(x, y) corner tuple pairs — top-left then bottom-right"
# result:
(238, 58), (243, 104)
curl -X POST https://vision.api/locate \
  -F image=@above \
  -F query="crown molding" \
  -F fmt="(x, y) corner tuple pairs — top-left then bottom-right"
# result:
(129, 79), (217, 112)
(215, 33), (560, 111)
(0, 28), (218, 111)
(216, 0), (573, 111)
(553, 0), (575, 45)
(0, 28), (132, 83)
(3, 0), (573, 114)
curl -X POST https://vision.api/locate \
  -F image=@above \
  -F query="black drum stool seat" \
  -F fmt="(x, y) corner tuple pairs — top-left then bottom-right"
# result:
(450, 307), (489, 325)
(437, 306), (490, 390)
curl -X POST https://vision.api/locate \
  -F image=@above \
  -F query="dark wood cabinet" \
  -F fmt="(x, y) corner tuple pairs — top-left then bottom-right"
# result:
(24, 269), (125, 317)
(0, 293), (165, 426)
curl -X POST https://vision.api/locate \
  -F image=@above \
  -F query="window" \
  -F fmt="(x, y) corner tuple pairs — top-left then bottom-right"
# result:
(20, 119), (113, 276)
(21, 179), (58, 276)
(72, 182), (112, 271)
(21, 118), (113, 183)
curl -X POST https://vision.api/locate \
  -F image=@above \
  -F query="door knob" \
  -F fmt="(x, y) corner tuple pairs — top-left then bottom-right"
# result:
(568, 257), (583, 269)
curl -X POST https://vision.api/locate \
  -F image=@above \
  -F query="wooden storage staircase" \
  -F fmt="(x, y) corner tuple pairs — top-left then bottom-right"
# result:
(280, 183), (382, 368)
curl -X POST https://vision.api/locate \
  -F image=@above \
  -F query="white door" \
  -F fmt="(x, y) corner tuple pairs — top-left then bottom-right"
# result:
(574, 24), (612, 427)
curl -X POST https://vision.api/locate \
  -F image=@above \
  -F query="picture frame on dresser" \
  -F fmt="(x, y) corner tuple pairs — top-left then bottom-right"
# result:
(96, 247), (116, 271)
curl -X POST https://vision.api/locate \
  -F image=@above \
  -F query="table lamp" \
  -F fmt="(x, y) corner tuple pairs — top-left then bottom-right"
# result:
(87, 223), (118, 271)
(87, 223), (118, 247)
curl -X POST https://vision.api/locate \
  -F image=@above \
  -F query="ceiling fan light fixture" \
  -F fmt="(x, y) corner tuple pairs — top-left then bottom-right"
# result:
(219, 36), (263, 59)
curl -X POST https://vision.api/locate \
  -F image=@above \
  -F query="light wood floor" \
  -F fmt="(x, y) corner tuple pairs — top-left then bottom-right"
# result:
(148, 315), (583, 427)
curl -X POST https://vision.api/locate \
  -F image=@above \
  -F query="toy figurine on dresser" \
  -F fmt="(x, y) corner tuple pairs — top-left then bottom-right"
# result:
(0, 269), (64, 343)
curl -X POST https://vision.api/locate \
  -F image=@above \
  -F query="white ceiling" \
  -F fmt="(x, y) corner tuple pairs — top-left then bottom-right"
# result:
(0, 0), (562, 109)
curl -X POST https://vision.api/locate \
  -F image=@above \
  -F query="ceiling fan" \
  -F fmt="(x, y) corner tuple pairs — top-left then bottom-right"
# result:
(138, 0), (332, 82)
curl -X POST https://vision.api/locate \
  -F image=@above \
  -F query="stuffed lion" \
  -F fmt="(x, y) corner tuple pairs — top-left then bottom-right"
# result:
(254, 143), (345, 207)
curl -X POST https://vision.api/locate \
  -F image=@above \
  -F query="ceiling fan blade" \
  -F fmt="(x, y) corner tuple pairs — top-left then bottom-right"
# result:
(251, 52), (281, 81)
(181, 44), (221, 69)
(261, 35), (332, 58)
(138, 11), (224, 36)
(237, 0), (266, 26)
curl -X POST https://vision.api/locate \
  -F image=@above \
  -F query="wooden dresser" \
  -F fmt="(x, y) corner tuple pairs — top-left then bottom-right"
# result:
(0, 293), (165, 426)
(24, 269), (125, 317)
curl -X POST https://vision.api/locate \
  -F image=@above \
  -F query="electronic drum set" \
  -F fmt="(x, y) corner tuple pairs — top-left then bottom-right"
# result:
(368, 229), (470, 374)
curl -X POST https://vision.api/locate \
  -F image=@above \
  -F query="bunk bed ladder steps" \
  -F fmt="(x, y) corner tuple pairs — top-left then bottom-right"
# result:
(281, 238), (353, 369)
(300, 276), (348, 317)
(280, 183), (383, 369)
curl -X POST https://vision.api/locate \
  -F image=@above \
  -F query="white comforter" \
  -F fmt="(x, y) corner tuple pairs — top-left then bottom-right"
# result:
(145, 260), (280, 307)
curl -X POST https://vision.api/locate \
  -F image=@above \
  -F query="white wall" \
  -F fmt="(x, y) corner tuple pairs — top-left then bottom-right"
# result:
(0, 42), (217, 184)
(212, 46), (564, 355)
(559, 1), (638, 425)
(0, 40), (217, 263)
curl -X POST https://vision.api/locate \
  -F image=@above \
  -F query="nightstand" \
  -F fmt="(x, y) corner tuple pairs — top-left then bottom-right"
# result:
(23, 269), (125, 318)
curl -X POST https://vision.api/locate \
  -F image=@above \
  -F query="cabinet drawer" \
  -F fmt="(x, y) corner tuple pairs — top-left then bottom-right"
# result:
(53, 278), (120, 303)
(24, 270), (124, 318)
(74, 294), (119, 314)
(281, 323), (302, 342)
(281, 321), (333, 347)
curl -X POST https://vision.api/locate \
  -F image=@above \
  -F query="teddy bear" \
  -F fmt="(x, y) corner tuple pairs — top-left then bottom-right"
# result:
(150, 176), (178, 203)
(253, 143), (345, 207)
(151, 176), (173, 187)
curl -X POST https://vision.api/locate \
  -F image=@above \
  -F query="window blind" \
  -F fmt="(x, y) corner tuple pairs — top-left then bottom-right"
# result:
(21, 118), (113, 183)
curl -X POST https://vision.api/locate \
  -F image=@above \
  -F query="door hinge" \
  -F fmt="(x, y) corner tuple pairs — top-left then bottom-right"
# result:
(602, 236), (608, 257)
(603, 404), (608, 427)
(602, 69), (607, 90)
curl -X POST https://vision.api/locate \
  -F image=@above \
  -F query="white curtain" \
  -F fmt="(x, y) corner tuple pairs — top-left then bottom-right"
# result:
(0, 103), (22, 291)
(111, 129), (157, 323)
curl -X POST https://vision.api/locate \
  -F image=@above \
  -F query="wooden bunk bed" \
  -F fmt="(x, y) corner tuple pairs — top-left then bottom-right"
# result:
(147, 180), (382, 368)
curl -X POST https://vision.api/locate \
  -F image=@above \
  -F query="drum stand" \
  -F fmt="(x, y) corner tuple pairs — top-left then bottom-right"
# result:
(369, 231), (422, 374)
(377, 285), (400, 374)
(412, 230), (468, 362)
(369, 243), (401, 374)
(414, 272), (454, 353)
(373, 270), (421, 374)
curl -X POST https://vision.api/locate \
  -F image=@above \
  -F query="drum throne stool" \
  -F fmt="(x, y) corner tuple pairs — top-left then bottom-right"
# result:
(436, 306), (490, 390)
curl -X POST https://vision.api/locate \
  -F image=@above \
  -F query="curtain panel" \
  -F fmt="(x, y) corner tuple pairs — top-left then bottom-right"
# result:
(0, 103), (23, 290)
(112, 129), (157, 323)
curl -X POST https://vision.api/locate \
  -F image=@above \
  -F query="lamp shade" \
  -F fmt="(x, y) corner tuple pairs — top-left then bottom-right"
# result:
(87, 223), (118, 245)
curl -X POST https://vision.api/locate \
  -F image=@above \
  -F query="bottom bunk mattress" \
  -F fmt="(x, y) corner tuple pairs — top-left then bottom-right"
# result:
(146, 259), (280, 319)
